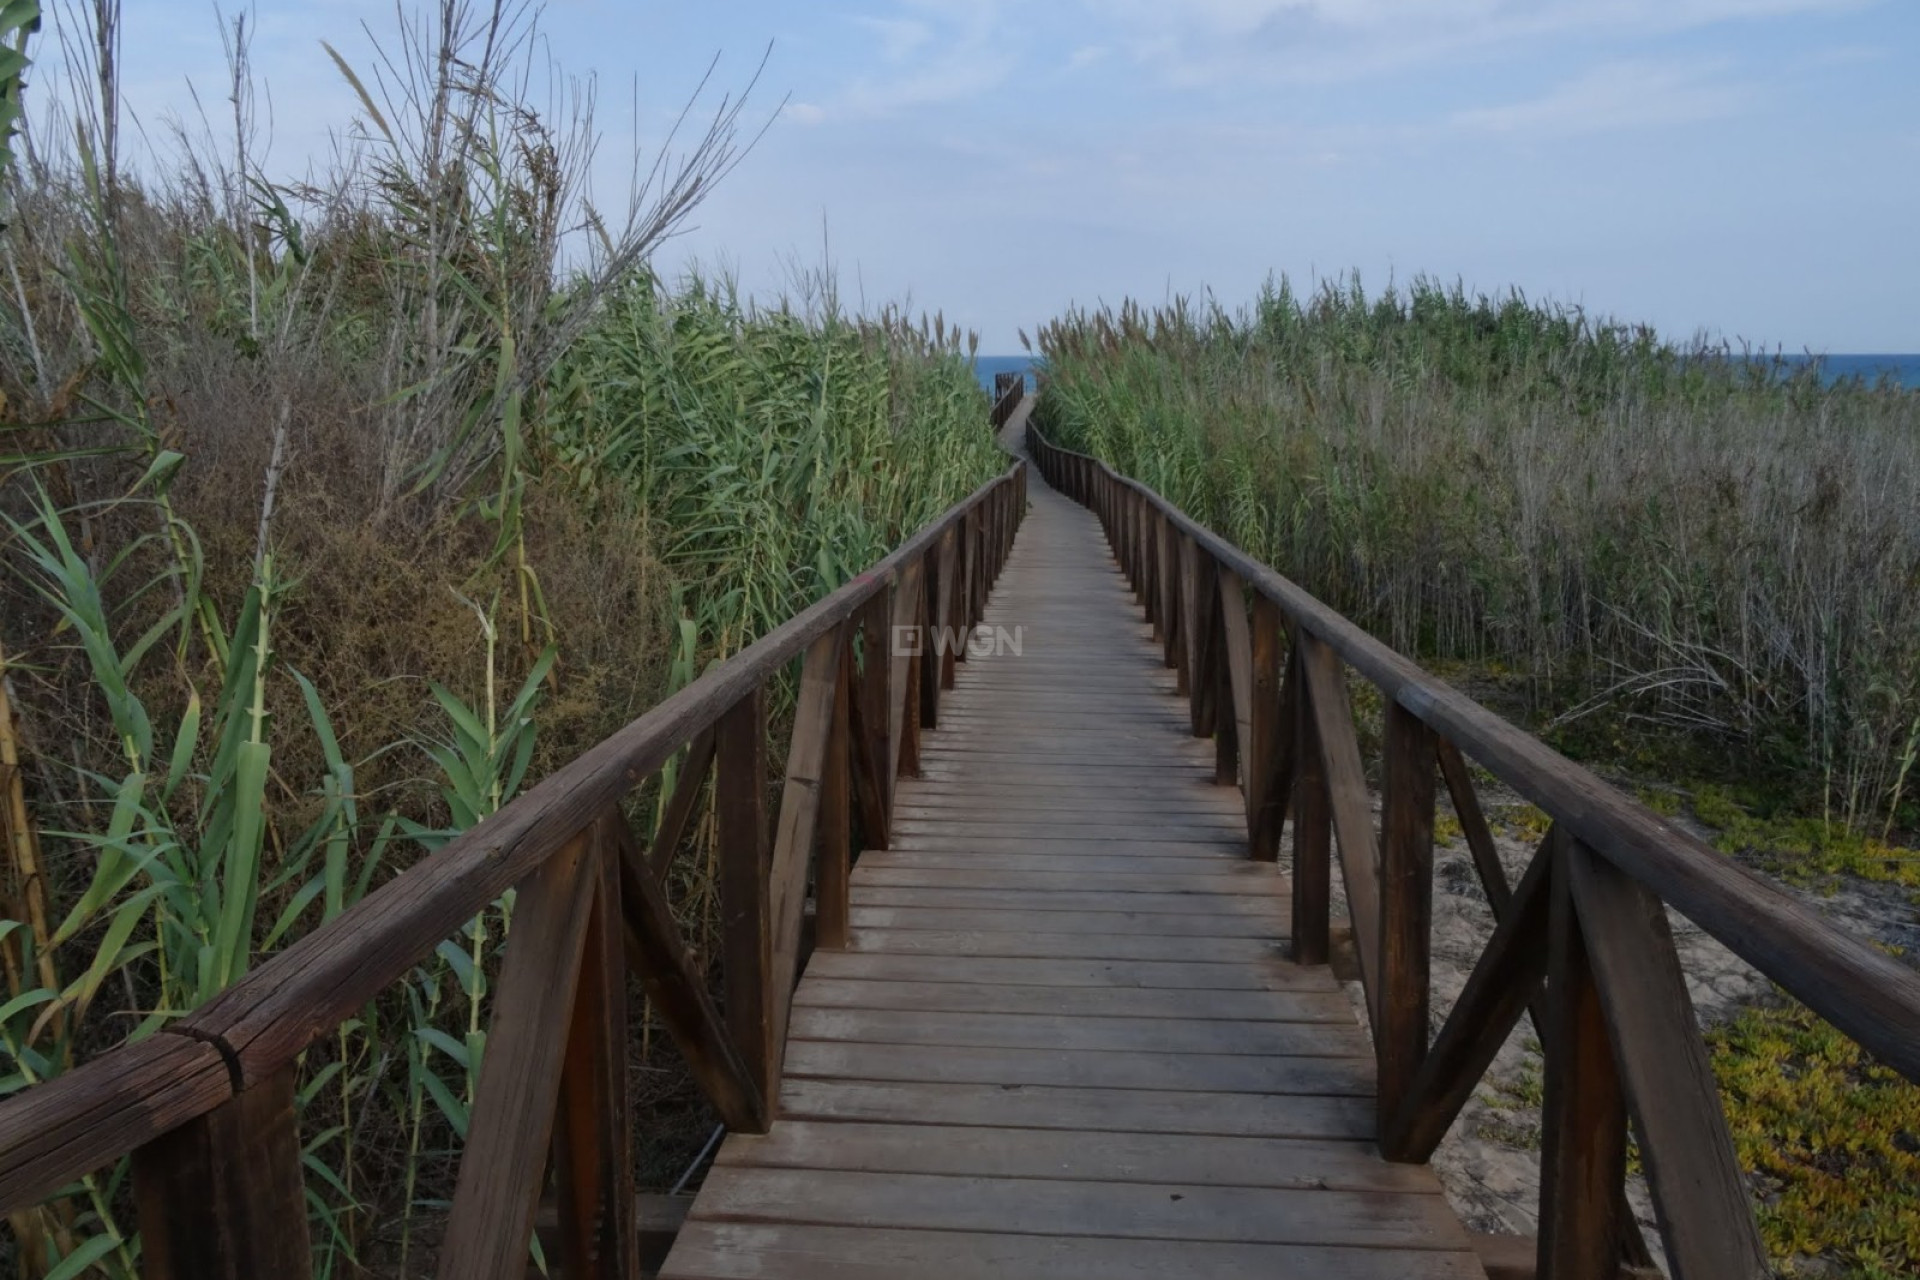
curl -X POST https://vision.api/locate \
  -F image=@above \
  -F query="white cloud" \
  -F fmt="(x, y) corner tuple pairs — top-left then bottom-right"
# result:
(1079, 0), (1868, 85)
(1452, 61), (1747, 136)
(834, 2), (1015, 116)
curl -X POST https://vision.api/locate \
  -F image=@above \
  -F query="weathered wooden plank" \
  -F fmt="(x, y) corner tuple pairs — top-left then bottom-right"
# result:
(791, 977), (1352, 1022)
(714, 1120), (1425, 1188)
(784, 1008), (1366, 1058)
(133, 1064), (310, 1280)
(775, 1078), (1373, 1139)
(846, 928), (1289, 963)
(848, 886), (1278, 917)
(438, 829), (598, 1280)
(662, 1222), (1486, 1280)
(781, 1041), (1372, 1095)
(848, 906), (1281, 938)
(851, 866), (1278, 893)
(687, 1166), (1461, 1247)
(802, 949), (1328, 991)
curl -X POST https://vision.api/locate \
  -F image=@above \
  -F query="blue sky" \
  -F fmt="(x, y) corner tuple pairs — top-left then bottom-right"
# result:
(109, 1), (1920, 352)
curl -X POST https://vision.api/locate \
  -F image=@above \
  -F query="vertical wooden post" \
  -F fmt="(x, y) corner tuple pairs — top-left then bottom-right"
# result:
(1539, 833), (1629, 1280)
(438, 832), (599, 1279)
(555, 817), (639, 1280)
(857, 589), (894, 832)
(134, 1064), (312, 1280)
(1189, 550), (1218, 739)
(716, 688), (775, 1118)
(1377, 701), (1437, 1134)
(937, 528), (960, 691)
(1175, 535), (1199, 701)
(1248, 599), (1291, 862)
(890, 560), (925, 789)
(1290, 665), (1333, 966)
(817, 641), (855, 950)
(954, 511), (975, 664)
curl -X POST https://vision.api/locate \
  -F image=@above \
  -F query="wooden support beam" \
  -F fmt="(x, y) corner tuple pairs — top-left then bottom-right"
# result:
(857, 591), (894, 830)
(716, 689), (775, 1114)
(438, 830), (598, 1280)
(555, 817), (638, 1280)
(133, 1064), (311, 1280)
(769, 627), (845, 1074)
(647, 727), (714, 883)
(1299, 632), (1383, 1021)
(614, 823), (765, 1132)
(1383, 835), (1553, 1162)
(888, 560), (925, 793)
(1438, 738), (1513, 919)
(816, 639), (855, 951)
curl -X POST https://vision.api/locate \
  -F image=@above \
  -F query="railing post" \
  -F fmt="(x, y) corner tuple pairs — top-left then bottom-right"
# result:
(133, 1063), (311, 1280)
(1247, 598), (1291, 862)
(817, 639), (855, 950)
(853, 590), (894, 843)
(555, 815), (639, 1280)
(1538, 831), (1628, 1279)
(1377, 701), (1437, 1137)
(716, 687), (775, 1118)
(1290, 659), (1332, 965)
(1188, 548), (1218, 739)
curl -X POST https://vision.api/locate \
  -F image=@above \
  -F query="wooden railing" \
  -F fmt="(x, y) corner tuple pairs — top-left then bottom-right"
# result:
(989, 370), (1025, 429)
(0, 461), (1028, 1278)
(1027, 423), (1920, 1280)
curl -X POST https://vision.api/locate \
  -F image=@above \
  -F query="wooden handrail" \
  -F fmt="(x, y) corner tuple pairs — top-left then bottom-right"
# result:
(1026, 421), (1916, 1279)
(0, 451), (1031, 1275)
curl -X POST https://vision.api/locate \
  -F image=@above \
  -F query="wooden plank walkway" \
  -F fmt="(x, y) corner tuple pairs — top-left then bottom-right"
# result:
(659, 432), (1483, 1279)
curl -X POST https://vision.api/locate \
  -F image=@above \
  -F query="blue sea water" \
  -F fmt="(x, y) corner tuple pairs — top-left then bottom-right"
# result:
(1773, 354), (1920, 390)
(974, 354), (1036, 395)
(976, 352), (1920, 392)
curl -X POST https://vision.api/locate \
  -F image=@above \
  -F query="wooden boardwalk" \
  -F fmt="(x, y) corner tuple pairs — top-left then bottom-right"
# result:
(660, 435), (1483, 1279)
